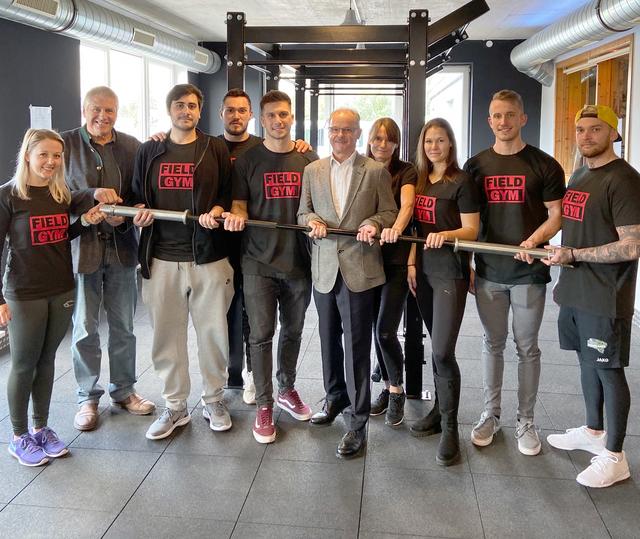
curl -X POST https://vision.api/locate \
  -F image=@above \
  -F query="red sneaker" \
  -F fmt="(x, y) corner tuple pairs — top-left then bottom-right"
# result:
(253, 406), (276, 444)
(277, 388), (312, 421)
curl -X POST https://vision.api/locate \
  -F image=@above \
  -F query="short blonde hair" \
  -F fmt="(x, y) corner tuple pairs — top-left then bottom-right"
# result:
(12, 129), (70, 205)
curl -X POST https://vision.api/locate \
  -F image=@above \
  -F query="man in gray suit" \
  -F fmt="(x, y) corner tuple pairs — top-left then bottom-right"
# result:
(297, 108), (397, 458)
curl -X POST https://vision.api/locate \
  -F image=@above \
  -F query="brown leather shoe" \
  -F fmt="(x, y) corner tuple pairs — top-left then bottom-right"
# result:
(74, 402), (99, 431)
(112, 393), (156, 415)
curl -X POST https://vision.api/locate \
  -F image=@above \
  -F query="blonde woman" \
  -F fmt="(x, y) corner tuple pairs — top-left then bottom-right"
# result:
(0, 129), (103, 466)
(366, 118), (417, 426)
(407, 118), (479, 466)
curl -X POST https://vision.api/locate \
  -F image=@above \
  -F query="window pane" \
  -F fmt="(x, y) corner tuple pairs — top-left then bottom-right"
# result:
(79, 45), (108, 118)
(109, 50), (144, 140)
(148, 62), (174, 136)
(176, 68), (189, 84)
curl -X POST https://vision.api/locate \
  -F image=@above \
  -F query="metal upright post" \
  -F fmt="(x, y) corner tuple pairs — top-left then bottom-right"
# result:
(294, 69), (306, 141)
(309, 79), (319, 149)
(226, 12), (246, 90)
(404, 9), (429, 399)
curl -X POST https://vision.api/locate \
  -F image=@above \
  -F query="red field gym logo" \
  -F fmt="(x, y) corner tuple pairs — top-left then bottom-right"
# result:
(158, 163), (194, 190)
(30, 213), (68, 245)
(562, 190), (590, 222)
(484, 175), (525, 203)
(414, 195), (436, 224)
(264, 171), (301, 199)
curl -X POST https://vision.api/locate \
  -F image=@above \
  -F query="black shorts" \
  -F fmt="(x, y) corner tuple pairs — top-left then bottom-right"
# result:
(558, 306), (631, 368)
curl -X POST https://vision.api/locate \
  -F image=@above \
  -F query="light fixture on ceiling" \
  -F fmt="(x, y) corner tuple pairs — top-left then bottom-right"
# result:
(341, 0), (363, 25)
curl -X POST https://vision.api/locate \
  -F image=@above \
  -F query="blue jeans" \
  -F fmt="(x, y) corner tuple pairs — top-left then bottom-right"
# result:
(243, 274), (311, 408)
(72, 241), (138, 404)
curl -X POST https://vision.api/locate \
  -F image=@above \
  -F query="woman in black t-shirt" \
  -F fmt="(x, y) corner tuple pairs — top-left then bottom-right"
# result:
(365, 118), (417, 427)
(407, 118), (480, 466)
(0, 129), (103, 467)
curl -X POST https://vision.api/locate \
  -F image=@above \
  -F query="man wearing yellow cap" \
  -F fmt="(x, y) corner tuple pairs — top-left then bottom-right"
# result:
(544, 104), (640, 488)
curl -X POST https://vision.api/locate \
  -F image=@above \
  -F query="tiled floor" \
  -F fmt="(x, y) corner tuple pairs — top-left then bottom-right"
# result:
(0, 279), (639, 538)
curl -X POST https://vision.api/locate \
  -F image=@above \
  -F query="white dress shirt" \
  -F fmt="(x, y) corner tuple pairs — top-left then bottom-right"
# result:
(330, 151), (357, 218)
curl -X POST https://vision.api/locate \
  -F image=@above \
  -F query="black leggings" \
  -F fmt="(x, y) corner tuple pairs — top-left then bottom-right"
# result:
(415, 272), (468, 380)
(374, 265), (409, 386)
(579, 357), (630, 452)
(6, 290), (74, 435)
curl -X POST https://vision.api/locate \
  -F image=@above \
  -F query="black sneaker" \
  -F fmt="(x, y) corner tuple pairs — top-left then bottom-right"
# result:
(370, 389), (390, 416)
(385, 392), (405, 427)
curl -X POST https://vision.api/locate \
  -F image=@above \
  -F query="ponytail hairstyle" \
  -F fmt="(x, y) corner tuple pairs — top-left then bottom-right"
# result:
(414, 118), (460, 195)
(12, 128), (70, 204)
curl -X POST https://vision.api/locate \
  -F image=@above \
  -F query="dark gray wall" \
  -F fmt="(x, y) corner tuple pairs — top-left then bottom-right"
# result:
(0, 18), (81, 183)
(449, 39), (541, 158)
(194, 42), (264, 137)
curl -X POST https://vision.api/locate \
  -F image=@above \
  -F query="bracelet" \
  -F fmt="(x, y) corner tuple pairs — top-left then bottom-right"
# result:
(569, 248), (576, 263)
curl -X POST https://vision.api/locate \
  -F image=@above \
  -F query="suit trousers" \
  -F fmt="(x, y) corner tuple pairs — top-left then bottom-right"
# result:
(314, 273), (375, 431)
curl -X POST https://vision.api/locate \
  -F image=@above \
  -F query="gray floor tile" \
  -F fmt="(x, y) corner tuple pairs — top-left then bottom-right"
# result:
(12, 447), (158, 512)
(165, 408), (266, 460)
(0, 443), (44, 503)
(105, 510), (235, 539)
(538, 363), (583, 395)
(367, 419), (469, 472)
(358, 533), (439, 539)
(537, 392), (587, 430)
(232, 522), (351, 539)
(0, 505), (114, 539)
(465, 427), (578, 479)
(360, 466), (482, 538)
(586, 480), (640, 539)
(239, 459), (362, 533)
(473, 474), (610, 538)
(0, 401), (82, 447)
(125, 453), (258, 521)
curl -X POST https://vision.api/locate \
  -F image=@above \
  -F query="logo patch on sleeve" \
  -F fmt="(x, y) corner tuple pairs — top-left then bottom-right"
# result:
(414, 195), (436, 224)
(263, 171), (301, 199)
(484, 176), (525, 203)
(158, 163), (194, 190)
(562, 190), (589, 222)
(30, 213), (69, 245)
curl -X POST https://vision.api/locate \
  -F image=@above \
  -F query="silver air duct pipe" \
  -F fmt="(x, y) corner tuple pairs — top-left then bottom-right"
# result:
(0, 0), (221, 74)
(511, 0), (640, 86)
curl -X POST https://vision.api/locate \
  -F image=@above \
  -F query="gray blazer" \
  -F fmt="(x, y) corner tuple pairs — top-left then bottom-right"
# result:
(297, 153), (398, 293)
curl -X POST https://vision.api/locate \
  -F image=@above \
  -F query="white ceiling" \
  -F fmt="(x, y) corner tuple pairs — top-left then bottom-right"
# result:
(93, 0), (590, 43)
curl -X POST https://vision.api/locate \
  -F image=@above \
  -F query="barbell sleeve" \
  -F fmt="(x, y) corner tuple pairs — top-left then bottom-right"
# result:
(99, 205), (555, 262)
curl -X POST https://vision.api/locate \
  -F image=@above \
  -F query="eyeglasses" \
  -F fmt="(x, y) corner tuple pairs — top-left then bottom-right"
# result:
(328, 126), (356, 135)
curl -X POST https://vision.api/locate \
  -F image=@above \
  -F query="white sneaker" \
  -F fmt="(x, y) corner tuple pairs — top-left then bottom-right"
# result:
(547, 426), (606, 455)
(471, 411), (500, 447)
(576, 450), (630, 488)
(515, 419), (541, 456)
(242, 367), (256, 405)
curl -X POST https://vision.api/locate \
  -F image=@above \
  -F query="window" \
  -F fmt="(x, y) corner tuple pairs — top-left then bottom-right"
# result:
(426, 65), (471, 164)
(79, 44), (189, 140)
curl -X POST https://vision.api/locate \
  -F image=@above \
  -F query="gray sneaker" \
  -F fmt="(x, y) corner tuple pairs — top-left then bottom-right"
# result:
(203, 400), (232, 432)
(471, 411), (500, 447)
(145, 408), (191, 440)
(515, 419), (541, 456)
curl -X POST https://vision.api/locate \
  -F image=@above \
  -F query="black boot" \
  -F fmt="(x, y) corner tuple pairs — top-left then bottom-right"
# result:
(434, 374), (460, 466)
(409, 392), (441, 437)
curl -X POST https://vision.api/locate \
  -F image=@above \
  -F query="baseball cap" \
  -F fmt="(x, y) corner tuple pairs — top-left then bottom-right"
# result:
(575, 104), (622, 142)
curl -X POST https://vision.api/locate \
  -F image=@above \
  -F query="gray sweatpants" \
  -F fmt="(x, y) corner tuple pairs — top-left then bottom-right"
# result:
(474, 276), (546, 422)
(141, 258), (234, 411)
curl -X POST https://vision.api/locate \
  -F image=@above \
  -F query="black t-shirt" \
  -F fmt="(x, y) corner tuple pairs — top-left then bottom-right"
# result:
(382, 161), (417, 266)
(464, 145), (566, 284)
(414, 171), (480, 279)
(149, 140), (197, 261)
(554, 159), (640, 319)
(219, 134), (263, 163)
(232, 144), (319, 278)
(0, 184), (76, 302)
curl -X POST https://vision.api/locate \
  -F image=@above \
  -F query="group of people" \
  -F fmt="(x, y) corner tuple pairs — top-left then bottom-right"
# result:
(1, 81), (638, 490)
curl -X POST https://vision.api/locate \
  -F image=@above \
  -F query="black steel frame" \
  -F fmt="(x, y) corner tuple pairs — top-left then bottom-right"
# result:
(222, 1), (489, 393)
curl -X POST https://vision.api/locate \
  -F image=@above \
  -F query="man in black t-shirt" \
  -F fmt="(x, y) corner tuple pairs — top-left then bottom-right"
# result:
(545, 105), (640, 488)
(132, 84), (234, 441)
(224, 91), (318, 444)
(463, 90), (565, 456)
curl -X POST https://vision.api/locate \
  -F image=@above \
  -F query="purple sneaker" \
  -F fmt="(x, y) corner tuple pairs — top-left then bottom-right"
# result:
(8, 434), (49, 467)
(32, 427), (69, 458)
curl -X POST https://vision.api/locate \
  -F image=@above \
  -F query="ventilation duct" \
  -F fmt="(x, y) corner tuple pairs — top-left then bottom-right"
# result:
(510, 0), (640, 86)
(0, 0), (221, 74)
